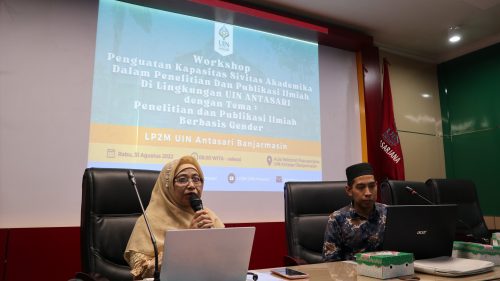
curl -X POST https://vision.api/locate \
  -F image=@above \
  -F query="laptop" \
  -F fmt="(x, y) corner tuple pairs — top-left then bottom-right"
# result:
(160, 227), (255, 281)
(382, 205), (494, 276)
(382, 204), (458, 260)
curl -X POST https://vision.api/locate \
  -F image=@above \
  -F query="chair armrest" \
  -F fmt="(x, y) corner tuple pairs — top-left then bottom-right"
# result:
(283, 255), (308, 266)
(70, 272), (110, 281)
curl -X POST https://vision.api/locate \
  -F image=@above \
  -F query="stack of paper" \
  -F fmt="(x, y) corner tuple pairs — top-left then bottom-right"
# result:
(414, 256), (494, 277)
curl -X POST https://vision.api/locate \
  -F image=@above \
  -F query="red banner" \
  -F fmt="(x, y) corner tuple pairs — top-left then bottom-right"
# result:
(379, 59), (405, 180)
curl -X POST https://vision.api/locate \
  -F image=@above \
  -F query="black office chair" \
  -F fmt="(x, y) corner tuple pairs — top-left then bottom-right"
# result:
(284, 181), (350, 265)
(80, 168), (159, 281)
(380, 180), (437, 205)
(426, 178), (491, 243)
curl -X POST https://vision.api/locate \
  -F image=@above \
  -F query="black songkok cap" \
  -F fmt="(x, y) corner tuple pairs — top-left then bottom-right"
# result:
(346, 162), (374, 184)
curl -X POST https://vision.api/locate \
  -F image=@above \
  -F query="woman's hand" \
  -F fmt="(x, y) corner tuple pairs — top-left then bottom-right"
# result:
(190, 210), (214, 229)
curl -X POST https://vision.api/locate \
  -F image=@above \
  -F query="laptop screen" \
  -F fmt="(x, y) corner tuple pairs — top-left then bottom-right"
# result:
(160, 227), (255, 281)
(383, 204), (457, 260)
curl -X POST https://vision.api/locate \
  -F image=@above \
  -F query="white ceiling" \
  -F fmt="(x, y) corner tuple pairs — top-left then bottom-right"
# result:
(243, 0), (500, 62)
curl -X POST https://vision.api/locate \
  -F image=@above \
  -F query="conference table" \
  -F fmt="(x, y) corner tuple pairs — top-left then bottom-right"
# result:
(255, 261), (500, 281)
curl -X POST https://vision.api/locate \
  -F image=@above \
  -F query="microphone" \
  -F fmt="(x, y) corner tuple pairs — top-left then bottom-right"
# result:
(403, 185), (490, 244)
(189, 193), (204, 212)
(404, 186), (434, 205)
(128, 170), (160, 281)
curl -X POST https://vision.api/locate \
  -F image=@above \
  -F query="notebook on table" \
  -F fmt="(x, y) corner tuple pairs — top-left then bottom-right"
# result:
(160, 227), (256, 281)
(382, 204), (494, 277)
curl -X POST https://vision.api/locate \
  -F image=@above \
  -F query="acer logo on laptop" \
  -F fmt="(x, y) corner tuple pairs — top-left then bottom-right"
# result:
(416, 230), (427, 235)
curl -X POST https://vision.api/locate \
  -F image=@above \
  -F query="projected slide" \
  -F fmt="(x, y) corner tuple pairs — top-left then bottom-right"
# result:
(88, 0), (321, 191)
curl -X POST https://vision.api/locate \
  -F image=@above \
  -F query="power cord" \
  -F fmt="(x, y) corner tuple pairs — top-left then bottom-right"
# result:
(247, 272), (258, 281)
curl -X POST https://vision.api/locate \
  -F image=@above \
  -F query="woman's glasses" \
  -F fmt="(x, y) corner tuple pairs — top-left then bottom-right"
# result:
(174, 175), (203, 186)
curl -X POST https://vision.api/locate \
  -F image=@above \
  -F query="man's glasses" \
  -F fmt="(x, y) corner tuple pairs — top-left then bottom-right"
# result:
(174, 175), (203, 186)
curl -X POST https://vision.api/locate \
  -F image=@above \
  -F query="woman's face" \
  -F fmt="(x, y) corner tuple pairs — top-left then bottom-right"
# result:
(172, 167), (203, 208)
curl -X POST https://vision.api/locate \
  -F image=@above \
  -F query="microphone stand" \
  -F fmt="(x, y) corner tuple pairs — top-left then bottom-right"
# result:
(129, 170), (160, 281)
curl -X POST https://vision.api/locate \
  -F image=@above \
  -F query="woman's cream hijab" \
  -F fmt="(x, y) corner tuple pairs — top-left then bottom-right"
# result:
(124, 156), (224, 277)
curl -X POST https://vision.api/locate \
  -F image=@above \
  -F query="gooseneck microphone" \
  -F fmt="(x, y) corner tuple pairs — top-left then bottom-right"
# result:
(189, 193), (204, 212)
(128, 170), (160, 281)
(403, 186), (434, 205)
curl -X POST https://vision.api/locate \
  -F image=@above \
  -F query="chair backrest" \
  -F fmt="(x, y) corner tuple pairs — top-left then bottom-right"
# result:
(284, 181), (350, 264)
(425, 178), (490, 242)
(380, 180), (436, 205)
(80, 168), (159, 281)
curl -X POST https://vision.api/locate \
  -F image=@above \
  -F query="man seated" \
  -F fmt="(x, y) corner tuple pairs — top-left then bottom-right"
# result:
(322, 162), (386, 261)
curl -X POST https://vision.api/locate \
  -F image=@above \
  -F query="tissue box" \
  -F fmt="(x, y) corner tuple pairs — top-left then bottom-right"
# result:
(453, 241), (500, 265)
(492, 233), (500, 246)
(355, 251), (414, 279)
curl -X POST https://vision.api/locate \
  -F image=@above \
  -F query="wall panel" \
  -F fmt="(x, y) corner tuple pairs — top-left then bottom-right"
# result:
(438, 43), (500, 215)
(4, 227), (80, 281)
(445, 130), (500, 215)
(379, 51), (445, 181)
(399, 132), (445, 181)
(0, 229), (7, 281)
(1, 223), (285, 280)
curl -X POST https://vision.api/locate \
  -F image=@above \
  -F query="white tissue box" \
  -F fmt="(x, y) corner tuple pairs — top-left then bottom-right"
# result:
(453, 241), (500, 265)
(355, 251), (414, 279)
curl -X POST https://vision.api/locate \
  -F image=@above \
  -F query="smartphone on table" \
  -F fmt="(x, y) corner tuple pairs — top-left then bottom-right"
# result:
(271, 268), (309, 279)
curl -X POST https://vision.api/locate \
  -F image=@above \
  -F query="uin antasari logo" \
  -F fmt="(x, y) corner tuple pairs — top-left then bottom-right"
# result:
(382, 128), (400, 146)
(219, 25), (229, 41)
(214, 22), (233, 56)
